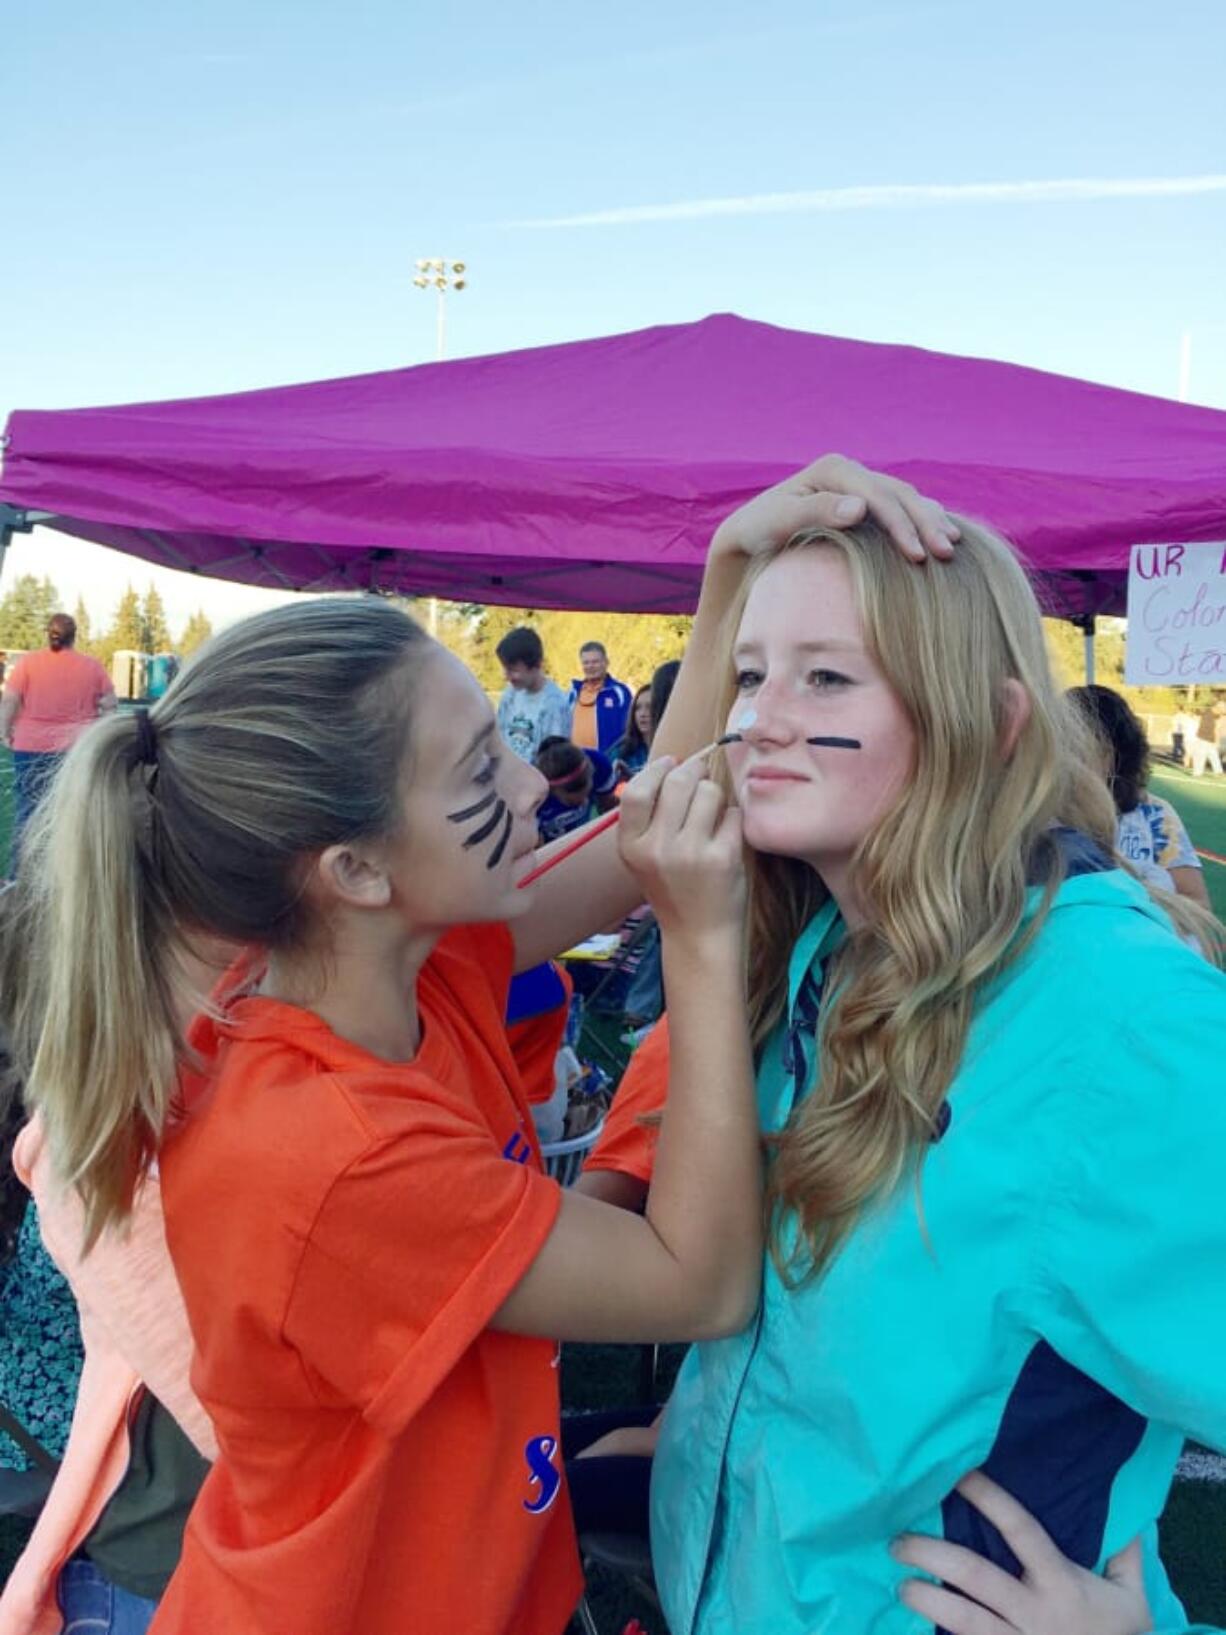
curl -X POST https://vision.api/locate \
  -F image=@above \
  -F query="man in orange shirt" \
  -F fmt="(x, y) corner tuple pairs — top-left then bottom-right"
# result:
(567, 641), (632, 753)
(0, 613), (114, 846)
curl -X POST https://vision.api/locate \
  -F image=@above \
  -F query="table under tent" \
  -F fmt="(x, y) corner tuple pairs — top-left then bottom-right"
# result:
(4, 313), (1226, 687)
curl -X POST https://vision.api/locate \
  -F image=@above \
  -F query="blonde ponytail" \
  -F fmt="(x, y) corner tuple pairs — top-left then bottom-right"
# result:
(1, 595), (429, 1247)
(12, 714), (192, 1245)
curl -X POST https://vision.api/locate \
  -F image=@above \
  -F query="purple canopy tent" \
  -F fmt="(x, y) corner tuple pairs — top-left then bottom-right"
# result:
(3, 314), (1225, 628)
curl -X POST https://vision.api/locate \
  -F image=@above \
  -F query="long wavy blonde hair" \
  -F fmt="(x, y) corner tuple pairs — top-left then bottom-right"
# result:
(717, 519), (1221, 1284)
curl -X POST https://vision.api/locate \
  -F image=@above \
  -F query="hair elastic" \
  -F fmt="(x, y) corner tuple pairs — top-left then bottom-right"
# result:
(134, 709), (159, 767)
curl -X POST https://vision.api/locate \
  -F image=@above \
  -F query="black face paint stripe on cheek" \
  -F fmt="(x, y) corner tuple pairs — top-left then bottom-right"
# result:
(806, 736), (862, 749)
(487, 809), (513, 869)
(463, 799), (507, 848)
(448, 791), (497, 824)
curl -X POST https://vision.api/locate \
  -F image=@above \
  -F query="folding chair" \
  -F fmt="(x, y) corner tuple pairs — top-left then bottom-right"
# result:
(574, 1531), (660, 1635)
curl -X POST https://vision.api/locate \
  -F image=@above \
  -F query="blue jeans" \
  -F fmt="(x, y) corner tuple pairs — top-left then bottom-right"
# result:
(10, 749), (64, 851)
(57, 1558), (159, 1635)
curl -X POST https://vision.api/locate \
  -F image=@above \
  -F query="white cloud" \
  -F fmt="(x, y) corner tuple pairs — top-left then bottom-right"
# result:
(506, 174), (1226, 230)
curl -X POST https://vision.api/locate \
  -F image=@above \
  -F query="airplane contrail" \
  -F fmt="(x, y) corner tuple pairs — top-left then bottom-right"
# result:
(505, 174), (1226, 229)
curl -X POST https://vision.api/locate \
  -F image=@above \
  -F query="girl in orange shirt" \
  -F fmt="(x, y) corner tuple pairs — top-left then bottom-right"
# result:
(4, 467), (955, 1634)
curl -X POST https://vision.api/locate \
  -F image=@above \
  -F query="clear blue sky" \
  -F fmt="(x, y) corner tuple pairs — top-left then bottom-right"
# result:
(3, 0), (1225, 627)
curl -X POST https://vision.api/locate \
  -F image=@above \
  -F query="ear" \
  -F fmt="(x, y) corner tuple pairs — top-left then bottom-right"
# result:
(999, 678), (1032, 761)
(314, 843), (392, 911)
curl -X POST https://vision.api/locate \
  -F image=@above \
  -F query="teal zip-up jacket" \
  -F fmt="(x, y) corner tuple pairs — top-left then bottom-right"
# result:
(652, 867), (1226, 1634)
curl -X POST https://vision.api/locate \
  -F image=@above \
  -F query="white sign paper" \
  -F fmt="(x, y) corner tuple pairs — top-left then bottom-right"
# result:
(1125, 541), (1226, 684)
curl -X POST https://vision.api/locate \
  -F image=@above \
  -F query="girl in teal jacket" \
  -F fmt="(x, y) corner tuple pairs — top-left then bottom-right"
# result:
(651, 458), (1226, 1635)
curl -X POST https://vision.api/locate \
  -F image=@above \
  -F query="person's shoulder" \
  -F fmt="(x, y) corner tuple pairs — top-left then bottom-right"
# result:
(542, 678), (569, 703)
(432, 919), (515, 980)
(1026, 872), (1223, 1015)
(424, 921), (517, 1026)
(190, 1022), (483, 1178)
(1136, 790), (1185, 830)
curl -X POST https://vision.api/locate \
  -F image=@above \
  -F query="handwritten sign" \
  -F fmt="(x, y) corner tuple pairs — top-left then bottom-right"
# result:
(1125, 542), (1226, 684)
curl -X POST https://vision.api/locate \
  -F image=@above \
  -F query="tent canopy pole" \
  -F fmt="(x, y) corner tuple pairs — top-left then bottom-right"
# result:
(1072, 613), (1097, 684)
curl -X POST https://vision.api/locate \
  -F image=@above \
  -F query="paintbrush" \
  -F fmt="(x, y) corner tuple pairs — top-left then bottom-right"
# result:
(516, 731), (744, 889)
(516, 723), (863, 889)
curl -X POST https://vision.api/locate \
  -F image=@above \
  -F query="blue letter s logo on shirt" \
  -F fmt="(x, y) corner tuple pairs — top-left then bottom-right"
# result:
(522, 1435), (562, 1514)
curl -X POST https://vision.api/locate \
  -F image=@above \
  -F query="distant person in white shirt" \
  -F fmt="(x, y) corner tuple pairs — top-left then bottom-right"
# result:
(1191, 698), (1224, 777)
(494, 627), (572, 762)
(1170, 708), (1198, 768)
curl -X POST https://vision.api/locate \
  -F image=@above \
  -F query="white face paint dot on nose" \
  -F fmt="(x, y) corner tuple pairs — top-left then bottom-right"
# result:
(734, 709), (758, 732)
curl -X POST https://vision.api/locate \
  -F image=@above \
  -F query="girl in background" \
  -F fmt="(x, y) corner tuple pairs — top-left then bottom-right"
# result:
(611, 686), (654, 781)
(1067, 682), (1211, 907)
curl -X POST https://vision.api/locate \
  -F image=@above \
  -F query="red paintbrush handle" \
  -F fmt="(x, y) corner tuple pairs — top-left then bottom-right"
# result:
(517, 807), (621, 888)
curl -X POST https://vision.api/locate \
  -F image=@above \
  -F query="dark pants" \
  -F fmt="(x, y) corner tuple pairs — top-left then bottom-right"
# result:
(564, 1406), (657, 1539)
(622, 922), (663, 1026)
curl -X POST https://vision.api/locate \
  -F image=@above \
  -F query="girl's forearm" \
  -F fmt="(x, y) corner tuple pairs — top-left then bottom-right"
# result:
(643, 929), (761, 1335)
(651, 543), (746, 763)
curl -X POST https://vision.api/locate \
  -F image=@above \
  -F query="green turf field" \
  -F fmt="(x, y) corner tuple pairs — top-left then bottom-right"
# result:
(1151, 761), (1226, 920)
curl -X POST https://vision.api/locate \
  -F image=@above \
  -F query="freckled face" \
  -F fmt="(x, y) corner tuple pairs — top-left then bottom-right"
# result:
(385, 649), (547, 926)
(724, 550), (915, 884)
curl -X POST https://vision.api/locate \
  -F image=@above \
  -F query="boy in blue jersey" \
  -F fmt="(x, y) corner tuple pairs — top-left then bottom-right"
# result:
(533, 735), (617, 844)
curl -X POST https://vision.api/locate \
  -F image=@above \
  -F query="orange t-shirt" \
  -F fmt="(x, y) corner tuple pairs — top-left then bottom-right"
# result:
(583, 1017), (669, 1184)
(154, 924), (582, 1635)
(570, 681), (602, 750)
(5, 648), (110, 752)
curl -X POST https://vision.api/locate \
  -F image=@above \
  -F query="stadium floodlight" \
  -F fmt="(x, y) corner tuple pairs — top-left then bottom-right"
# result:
(412, 258), (469, 361)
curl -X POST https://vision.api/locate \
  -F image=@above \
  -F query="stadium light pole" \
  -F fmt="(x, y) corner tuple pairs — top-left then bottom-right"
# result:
(413, 257), (468, 362)
(412, 260), (468, 635)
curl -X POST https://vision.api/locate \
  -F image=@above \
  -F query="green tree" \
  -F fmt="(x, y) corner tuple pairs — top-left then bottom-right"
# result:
(142, 585), (172, 653)
(72, 595), (95, 655)
(0, 574), (63, 651)
(1044, 617), (1182, 714)
(95, 584), (148, 671)
(179, 610), (214, 658)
